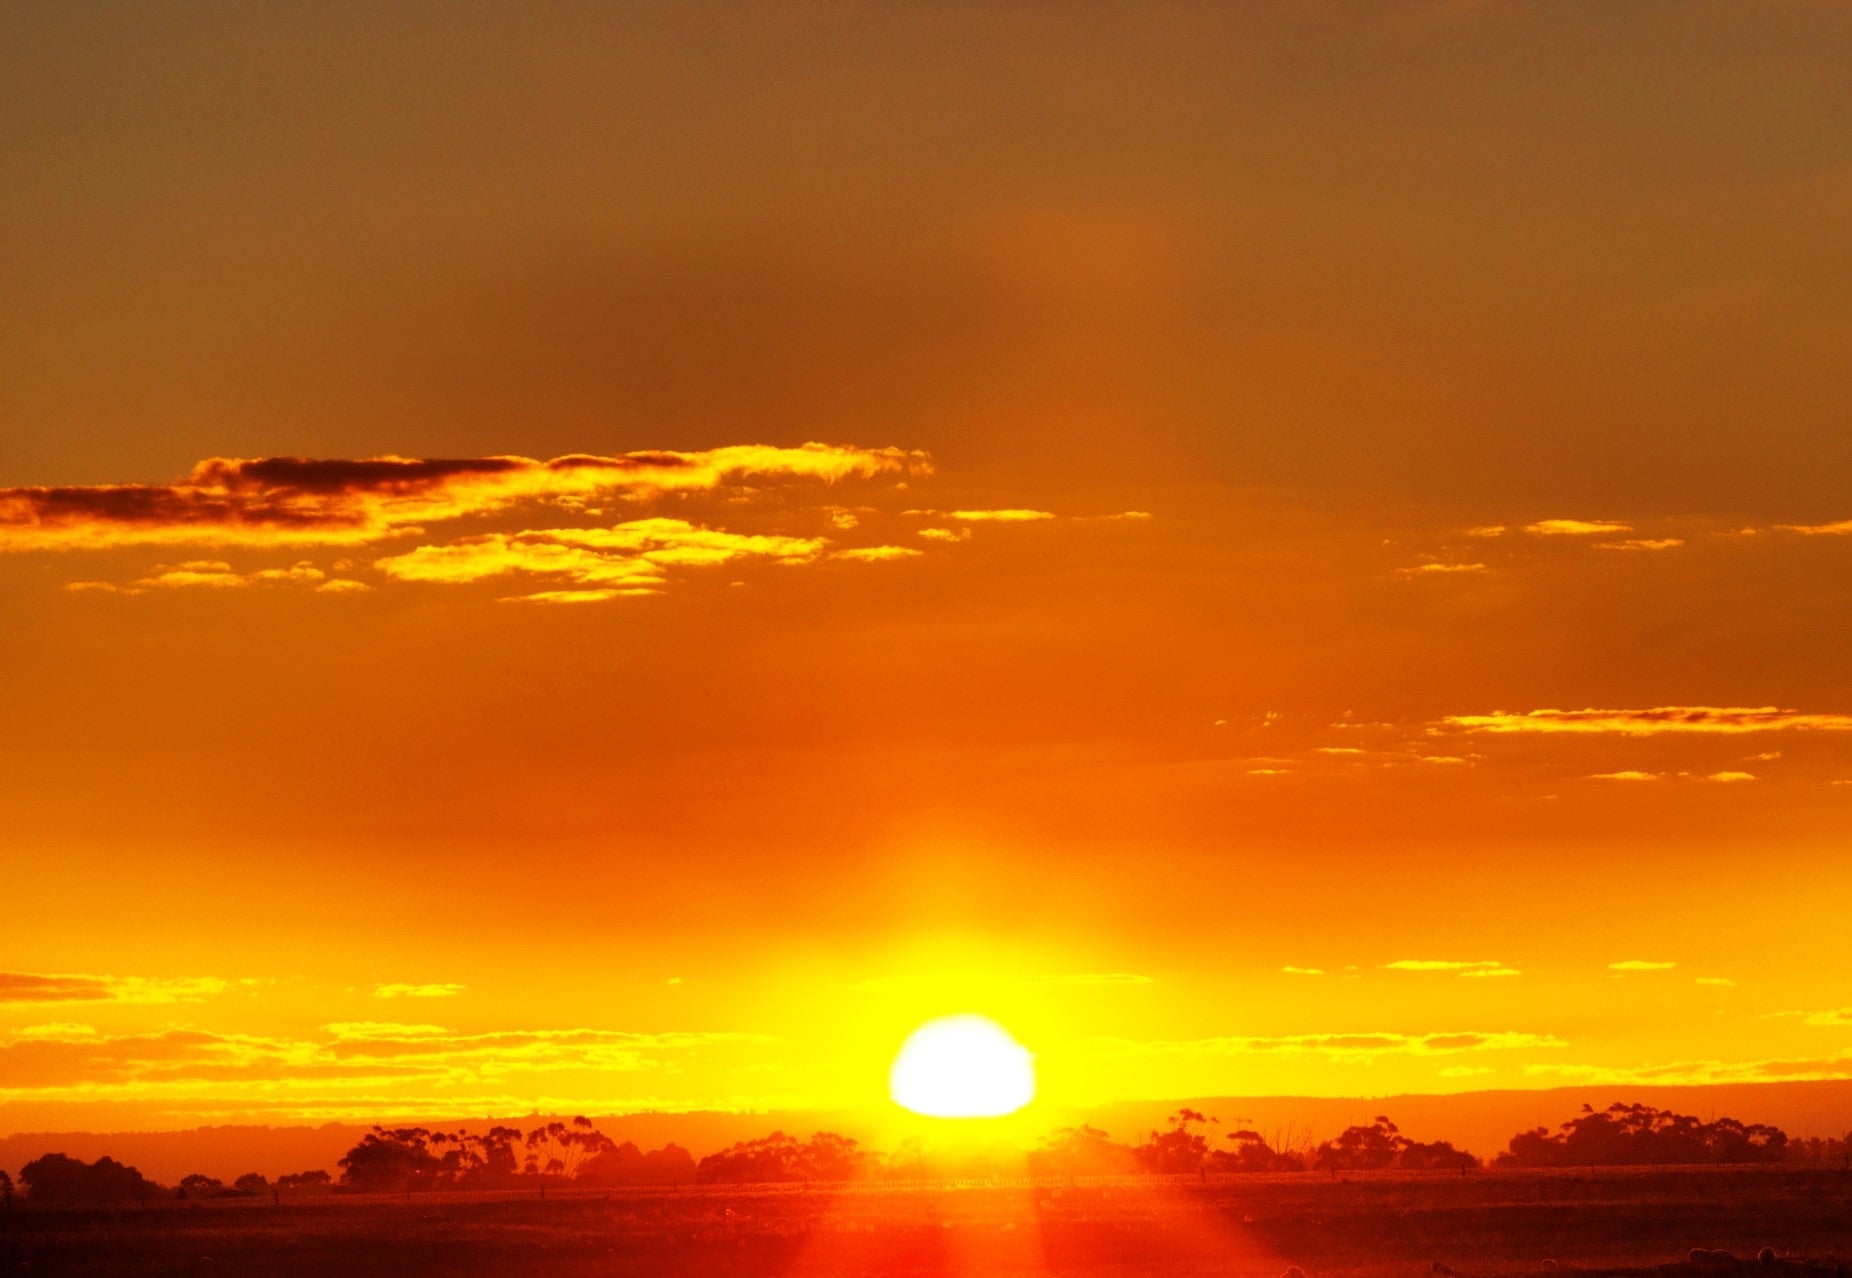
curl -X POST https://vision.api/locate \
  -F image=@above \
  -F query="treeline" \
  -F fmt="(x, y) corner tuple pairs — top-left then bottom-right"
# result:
(336, 1119), (695, 1192)
(3, 1102), (1840, 1204)
(1, 1119), (696, 1205)
(1025, 1110), (1471, 1176)
(1498, 1103), (1790, 1167)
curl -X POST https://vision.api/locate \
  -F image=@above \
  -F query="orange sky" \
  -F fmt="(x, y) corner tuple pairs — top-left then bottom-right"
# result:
(4, 3), (1852, 1136)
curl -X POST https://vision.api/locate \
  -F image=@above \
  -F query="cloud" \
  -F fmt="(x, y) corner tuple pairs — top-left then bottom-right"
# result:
(1526, 1052), (1852, 1087)
(832, 545), (924, 562)
(1384, 960), (1507, 974)
(502, 588), (654, 605)
(1596, 538), (1684, 551)
(0, 972), (228, 1006)
(374, 518), (846, 599)
(1609, 960), (1676, 971)
(1460, 967), (1523, 979)
(1442, 706), (1852, 735)
(1707, 771), (1757, 783)
(372, 983), (465, 1000)
(1695, 978), (1736, 988)
(1396, 562), (1486, 576)
(0, 1021), (773, 1103)
(942, 509), (1057, 522)
(1465, 525), (1507, 538)
(1523, 519), (1633, 536)
(848, 972), (1153, 992)
(1281, 966), (1325, 976)
(1098, 1030), (1564, 1061)
(1776, 519), (1852, 536)
(0, 445), (926, 551)
(1801, 1009), (1852, 1027)
(917, 527), (971, 543)
(1588, 771), (1665, 782)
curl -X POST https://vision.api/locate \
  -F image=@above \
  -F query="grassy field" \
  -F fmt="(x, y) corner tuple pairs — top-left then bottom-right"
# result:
(2, 1168), (1849, 1278)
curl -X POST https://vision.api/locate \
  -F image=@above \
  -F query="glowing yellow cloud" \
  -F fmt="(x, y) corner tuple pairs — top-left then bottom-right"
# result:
(1523, 519), (1633, 536)
(0, 445), (926, 550)
(1444, 706), (1852, 735)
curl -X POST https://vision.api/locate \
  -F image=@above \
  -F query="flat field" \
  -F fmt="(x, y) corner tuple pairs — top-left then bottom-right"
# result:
(2, 1168), (1849, 1278)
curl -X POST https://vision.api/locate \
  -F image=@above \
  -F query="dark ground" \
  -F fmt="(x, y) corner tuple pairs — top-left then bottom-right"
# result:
(2, 1168), (1848, 1278)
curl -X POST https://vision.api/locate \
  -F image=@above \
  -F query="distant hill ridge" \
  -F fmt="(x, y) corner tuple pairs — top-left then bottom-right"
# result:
(5, 1078), (1851, 1183)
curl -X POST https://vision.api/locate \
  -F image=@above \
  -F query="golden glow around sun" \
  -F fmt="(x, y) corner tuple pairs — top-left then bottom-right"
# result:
(888, 1014), (1037, 1118)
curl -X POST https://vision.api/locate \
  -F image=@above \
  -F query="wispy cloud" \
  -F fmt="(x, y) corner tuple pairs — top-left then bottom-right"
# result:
(1523, 519), (1633, 536)
(1609, 960), (1676, 972)
(1384, 960), (1508, 974)
(0, 1021), (773, 1104)
(832, 545), (924, 562)
(0, 972), (229, 1006)
(1596, 538), (1684, 551)
(1526, 1052), (1852, 1086)
(849, 972), (1153, 991)
(1589, 771), (1665, 782)
(942, 509), (1057, 522)
(0, 445), (925, 551)
(1776, 519), (1852, 536)
(368, 517), (888, 601)
(1442, 706), (1852, 735)
(1396, 561), (1487, 577)
(1097, 1030), (1564, 1060)
(372, 983), (465, 1000)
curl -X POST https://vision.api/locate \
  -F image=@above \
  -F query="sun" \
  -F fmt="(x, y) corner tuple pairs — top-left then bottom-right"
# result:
(888, 1014), (1037, 1118)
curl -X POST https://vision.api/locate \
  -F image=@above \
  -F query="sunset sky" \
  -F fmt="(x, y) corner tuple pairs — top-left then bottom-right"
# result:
(5, 3), (1852, 1137)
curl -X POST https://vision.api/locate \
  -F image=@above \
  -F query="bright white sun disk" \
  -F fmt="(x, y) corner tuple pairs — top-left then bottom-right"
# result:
(889, 1014), (1036, 1118)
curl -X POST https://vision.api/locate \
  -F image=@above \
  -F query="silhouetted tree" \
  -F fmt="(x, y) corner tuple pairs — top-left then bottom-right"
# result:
(1316, 1116), (1406, 1171)
(177, 1173), (225, 1200)
(18, 1153), (161, 1206)
(1132, 1109), (1217, 1174)
(231, 1173), (269, 1196)
(338, 1127), (445, 1192)
(274, 1169), (334, 1193)
(1398, 1137), (1478, 1171)
(0, 1169), (13, 1212)
(1210, 1128), (1306, 1173)
(523, 1117), (613, 1179)
(1498, 1103), (1785, 1167)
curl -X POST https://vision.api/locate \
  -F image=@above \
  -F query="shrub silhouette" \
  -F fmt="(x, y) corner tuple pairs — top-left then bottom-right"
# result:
(1027, 1125), (1137, 1177)
(577, 1139), (696, 1186)
(695, 1131), (866, 1184)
